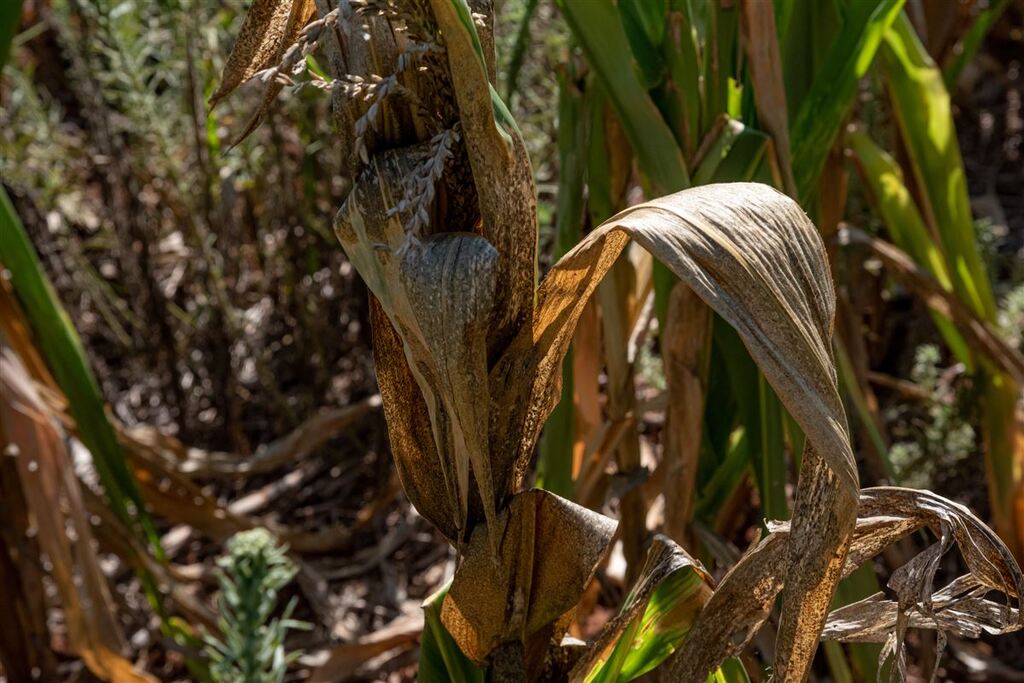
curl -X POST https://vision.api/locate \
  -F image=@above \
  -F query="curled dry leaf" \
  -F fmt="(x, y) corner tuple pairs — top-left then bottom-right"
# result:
(336, 144), (501, 542)
(669, 486), (1023, 680)
(441, 489), (617, 672)
(821, 487), (1023, 660)
(211, 0), (316, 142)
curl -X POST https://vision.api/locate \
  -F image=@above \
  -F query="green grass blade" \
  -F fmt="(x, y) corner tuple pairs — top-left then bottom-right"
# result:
(790, 0), (905, 204)
(537, 67), (589, 498)
(502, 0), (541, 103)
(943, 0), (1011, 90)
(0, 187), (161, 555)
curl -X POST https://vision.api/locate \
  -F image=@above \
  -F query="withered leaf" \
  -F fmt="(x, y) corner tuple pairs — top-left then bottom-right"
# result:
(442, 490), (617, 667)
(488, 182), (858, 680)
(400, 233), (500, 541)
(210, 0), (310, 107)
(671, 486), (1023, 679)
(211, 0), (316, 145)
(428, 0), (538, 357)
(336, 148), (500, 541)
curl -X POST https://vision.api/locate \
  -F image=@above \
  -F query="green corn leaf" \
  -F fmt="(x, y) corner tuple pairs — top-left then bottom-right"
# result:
(420, 582), (485, 683)
(0, 187), (161, 555)
(778, 0), (841, 115)
(790, 0), (905, 204)
(846, 128), (972, 367)
(594, 565), (707, 681)
(557, 0), (689, 194)
(618, 0), (667, 89)
(661, 0), (701, 155)
(701, 0), (738, 132)
(574, 536), (745, 683)
(880, 12), (996, 321)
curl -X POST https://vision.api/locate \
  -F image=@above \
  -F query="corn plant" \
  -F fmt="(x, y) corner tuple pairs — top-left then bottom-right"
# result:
(213, 0), (1024, 681)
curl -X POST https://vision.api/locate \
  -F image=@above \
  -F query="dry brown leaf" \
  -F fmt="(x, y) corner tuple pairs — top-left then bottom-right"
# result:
(441, 490), (617, 668)
(428, 0), (538, 357)
(0, 346), (157, 683)
(662, 281), (712, 548)
(488, 182), (857, 680)
(309, 611), (423, 683)
(210, 0), (310, 108)
(740, 0), (797, 197)
(597, 254), (646, 581)
(231, 0), (317, 144)
(401, 233), (500, 543)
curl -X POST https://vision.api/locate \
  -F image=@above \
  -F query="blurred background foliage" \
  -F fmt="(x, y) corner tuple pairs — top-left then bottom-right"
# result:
(1, 0), (1023, 680)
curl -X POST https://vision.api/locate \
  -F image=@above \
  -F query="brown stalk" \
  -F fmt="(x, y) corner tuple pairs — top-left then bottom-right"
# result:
(840, 227), (1024, 385)
(662, 281), (712, 549)
(739, 0), (797, 197)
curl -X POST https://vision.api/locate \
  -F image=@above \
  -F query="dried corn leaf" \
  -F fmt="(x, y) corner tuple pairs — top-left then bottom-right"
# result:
(442, 490), (617, 668)
(662, 282), (712, 547)
(369, 299), (461, 538)
(400, 233), (500, 538)
(490, 182), (858, 680)
(670, 486), (1022, 679)
(0, 347), (156, 683)
(336, 148), (500, 541)
(210, 0), (307, 107)
(232, 0), (317, 144)
(428, 0), (538, 356)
